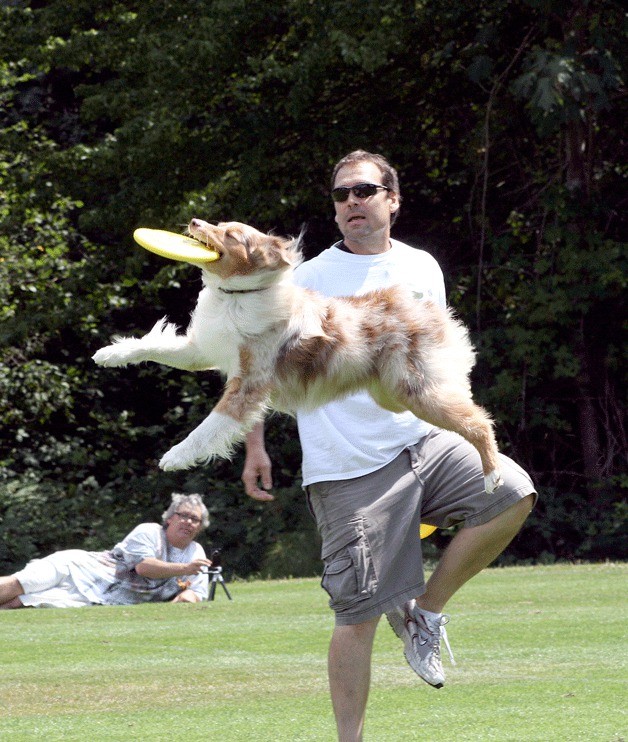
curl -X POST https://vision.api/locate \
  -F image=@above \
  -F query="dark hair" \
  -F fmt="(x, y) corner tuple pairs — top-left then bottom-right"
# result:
(331, 150), (402, 224)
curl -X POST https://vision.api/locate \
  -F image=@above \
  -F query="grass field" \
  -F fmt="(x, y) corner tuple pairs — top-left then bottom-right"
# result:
(0, 563), (625, 741)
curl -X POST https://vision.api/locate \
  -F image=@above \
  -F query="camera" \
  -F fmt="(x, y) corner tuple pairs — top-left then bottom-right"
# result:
(200, 548), (232, 600)
(200, 548), (222, 573)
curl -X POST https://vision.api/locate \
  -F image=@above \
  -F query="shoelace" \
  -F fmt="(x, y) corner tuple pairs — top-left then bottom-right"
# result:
(441, 624), (456, 665)
(418, 613), (456, 666)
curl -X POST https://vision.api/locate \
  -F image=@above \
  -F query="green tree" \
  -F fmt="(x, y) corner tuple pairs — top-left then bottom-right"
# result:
(0, 0), (625, 571)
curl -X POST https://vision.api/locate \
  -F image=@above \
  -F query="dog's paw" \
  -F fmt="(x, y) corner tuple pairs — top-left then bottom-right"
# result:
(92, 336), (151, 367)
(159, 442), (207, 471)
(484, 470), (504, 494)
(92, 345), (131, 367)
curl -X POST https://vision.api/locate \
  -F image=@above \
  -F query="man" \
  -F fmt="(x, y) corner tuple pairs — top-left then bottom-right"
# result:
(243, 151), (536, 741)
(0, 493), (213, 608)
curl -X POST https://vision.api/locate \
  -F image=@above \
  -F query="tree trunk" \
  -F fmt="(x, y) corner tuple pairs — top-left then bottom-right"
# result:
(575, 329), (603, 492)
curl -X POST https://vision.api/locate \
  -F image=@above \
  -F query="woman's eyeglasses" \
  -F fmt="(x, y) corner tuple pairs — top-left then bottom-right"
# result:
(331, 183), (390, 202)
(174, 512), (202, 525)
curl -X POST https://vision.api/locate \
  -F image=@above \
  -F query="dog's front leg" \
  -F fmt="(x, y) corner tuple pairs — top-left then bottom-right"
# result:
(92, 318), (206, 371)
(159, 378), (271, 470)
(159, 410), (246, 470)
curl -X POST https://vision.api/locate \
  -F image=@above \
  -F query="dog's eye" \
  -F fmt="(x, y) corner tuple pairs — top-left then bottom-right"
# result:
(225, 229), (253, 255)
(224, 229), (242, 243)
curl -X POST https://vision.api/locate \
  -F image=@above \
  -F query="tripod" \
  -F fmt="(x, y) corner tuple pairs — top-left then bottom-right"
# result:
(205, 566), (232, 601)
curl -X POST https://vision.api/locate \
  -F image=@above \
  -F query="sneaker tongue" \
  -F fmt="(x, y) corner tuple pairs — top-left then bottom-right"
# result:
(415, 608), (444, 632)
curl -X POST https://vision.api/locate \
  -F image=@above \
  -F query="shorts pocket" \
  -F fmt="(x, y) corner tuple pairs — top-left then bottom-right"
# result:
(320, 517), (378, 611)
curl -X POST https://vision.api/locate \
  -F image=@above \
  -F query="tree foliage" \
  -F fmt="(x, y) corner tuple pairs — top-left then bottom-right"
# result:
(0, 0), (625, 574)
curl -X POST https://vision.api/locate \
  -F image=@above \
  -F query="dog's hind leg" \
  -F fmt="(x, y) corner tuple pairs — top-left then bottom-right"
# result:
(159, 377), (271, 471)
(403, 390), (503, 494)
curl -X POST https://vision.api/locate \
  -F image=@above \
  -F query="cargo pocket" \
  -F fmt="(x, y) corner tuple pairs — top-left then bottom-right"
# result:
(320, 517), (378, 611)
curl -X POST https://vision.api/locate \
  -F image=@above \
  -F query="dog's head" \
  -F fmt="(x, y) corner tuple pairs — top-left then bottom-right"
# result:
(187, 218), (302, 288)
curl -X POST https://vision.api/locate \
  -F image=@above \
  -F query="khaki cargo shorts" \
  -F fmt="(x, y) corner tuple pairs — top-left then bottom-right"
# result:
(306, 429), (536, 625)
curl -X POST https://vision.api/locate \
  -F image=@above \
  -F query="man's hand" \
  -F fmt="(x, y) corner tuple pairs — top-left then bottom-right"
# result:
(186, 557), (214, 575)
(242, 423), (274, 501)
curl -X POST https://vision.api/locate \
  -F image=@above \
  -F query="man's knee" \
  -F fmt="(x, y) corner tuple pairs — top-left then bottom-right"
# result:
(466, 492), (535, 539)
(489, 492), (535, 537)
(334, 616), (380, 635)
(512, 492), (535, 522)
(331, 616), (381, 649)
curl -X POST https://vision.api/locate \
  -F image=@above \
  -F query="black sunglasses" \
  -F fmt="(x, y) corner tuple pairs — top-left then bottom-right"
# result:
(331, 183), (391, 202)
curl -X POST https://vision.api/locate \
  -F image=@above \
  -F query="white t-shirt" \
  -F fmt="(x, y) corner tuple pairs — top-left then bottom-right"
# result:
(293, 239), (446, 486)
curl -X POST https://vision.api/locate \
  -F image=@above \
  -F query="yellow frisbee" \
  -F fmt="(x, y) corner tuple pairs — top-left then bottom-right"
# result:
(420, 524), (437, 539)
(133, 228), (220, 263)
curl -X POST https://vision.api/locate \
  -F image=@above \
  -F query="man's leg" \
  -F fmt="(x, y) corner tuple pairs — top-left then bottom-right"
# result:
(1, 552), (78, 609)
(328, 616), (380, 742)
(387, 495), (534, 687)
(0, 576), (25, 608)
(417, 494), (534, 613)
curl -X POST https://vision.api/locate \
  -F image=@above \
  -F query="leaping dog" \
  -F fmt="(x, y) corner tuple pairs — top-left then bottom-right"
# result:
(93, 218), (503, 493)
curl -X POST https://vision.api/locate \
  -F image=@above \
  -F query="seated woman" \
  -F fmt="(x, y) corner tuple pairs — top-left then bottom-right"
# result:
(0, 493), (213, 609)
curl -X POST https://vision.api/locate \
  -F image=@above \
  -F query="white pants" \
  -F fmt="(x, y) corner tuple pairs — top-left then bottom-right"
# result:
(15, 550), (97, 608)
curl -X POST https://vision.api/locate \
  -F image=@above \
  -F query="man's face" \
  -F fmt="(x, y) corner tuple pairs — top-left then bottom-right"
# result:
(165, 506), (203, 548)
(333, 161), (399, 246)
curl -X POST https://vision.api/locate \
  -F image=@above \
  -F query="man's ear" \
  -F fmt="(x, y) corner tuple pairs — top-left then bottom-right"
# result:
(389, 192), (400, 214)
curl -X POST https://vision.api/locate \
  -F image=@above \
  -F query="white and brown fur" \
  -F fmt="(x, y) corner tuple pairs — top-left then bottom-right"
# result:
(93, 218), (504, 492)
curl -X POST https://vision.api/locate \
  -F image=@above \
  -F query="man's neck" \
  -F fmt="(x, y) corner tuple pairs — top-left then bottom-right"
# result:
(342, 237), (392, 255)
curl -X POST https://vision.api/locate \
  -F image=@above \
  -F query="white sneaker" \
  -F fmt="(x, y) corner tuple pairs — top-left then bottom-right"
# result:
(386, 600), (455, 688)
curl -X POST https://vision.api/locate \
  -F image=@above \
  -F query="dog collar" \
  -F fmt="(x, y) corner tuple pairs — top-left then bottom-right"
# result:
(218, 287), (269, 294)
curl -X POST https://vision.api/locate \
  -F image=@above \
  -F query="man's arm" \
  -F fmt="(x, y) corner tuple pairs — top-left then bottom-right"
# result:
(242, 422), (274, 501)
(134, 557), (211, 579)
(135, 556), (212, 602)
